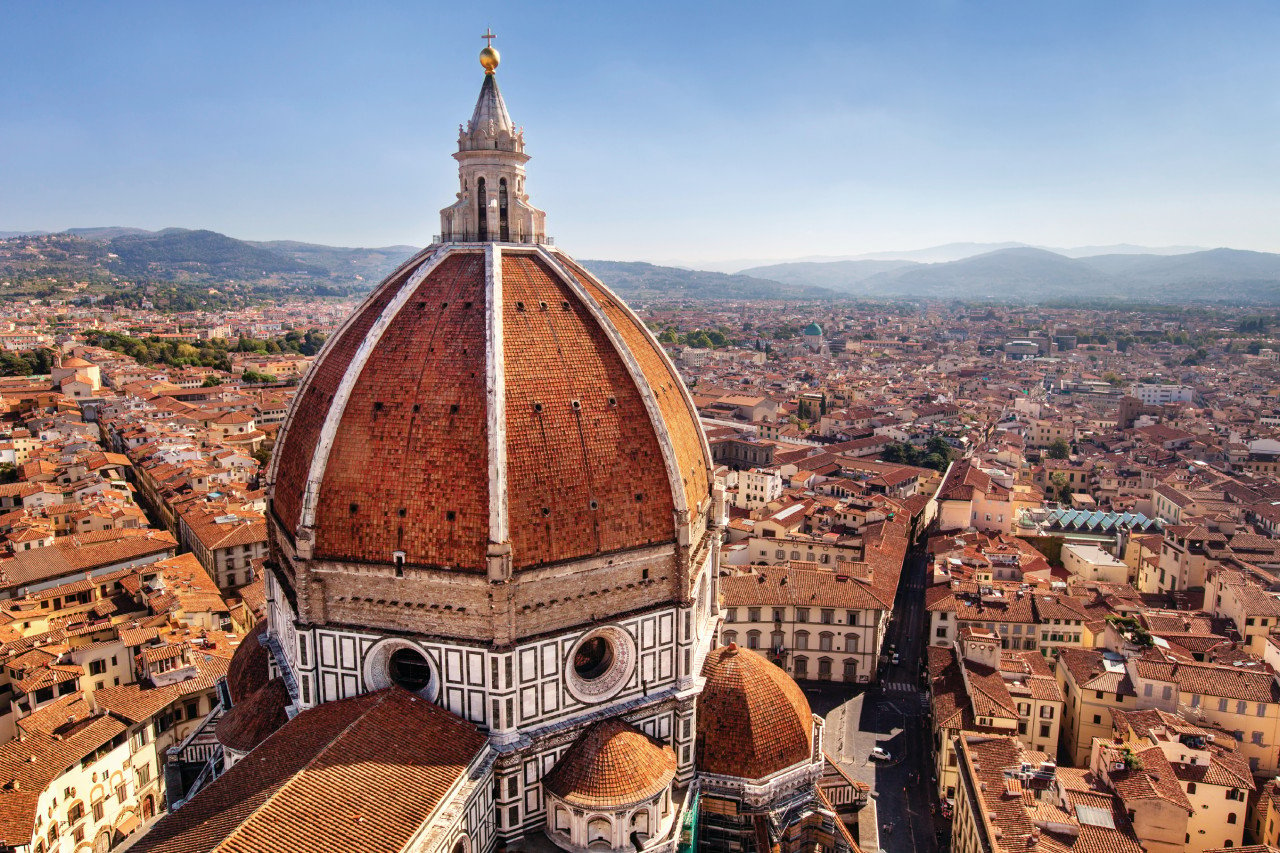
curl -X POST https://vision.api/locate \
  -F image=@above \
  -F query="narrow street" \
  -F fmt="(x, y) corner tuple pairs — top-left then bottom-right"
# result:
(811, 541), (944, 853)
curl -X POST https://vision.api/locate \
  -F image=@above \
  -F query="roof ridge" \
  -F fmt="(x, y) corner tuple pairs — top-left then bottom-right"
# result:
(216, 690), (389, 852)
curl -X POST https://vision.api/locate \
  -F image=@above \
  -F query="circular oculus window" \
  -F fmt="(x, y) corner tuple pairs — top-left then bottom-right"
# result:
(564, 625), (637, 704)
(363, 638), (440, 701)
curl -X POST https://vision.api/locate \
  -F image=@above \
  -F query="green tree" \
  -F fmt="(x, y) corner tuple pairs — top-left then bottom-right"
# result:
(1049, 471), (1071, 502)
(1047, 439), (1071, 460)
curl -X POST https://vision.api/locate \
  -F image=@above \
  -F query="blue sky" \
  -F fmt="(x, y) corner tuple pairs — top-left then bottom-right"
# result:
(3, 1), (1278, 265)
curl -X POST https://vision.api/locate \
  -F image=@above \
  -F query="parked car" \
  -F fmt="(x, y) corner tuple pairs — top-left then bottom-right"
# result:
(891, 652), (901, 665)
(871, 746), (892, 761)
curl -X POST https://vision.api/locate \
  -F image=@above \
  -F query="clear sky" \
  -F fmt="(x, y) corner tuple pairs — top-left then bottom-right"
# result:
(4, 1), (1279, 266)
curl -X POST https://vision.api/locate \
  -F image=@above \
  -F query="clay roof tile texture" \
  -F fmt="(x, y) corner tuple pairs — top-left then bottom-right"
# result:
(131, 688), (486, 853)
(542, 717), (676, 808)
(696, 644), (813, 781)
(269, 247), (711, 573)
(215, 677), (291, 754)
(225, 622), (270, 704)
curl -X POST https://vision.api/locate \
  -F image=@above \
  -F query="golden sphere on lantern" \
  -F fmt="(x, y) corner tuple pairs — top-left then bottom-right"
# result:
(479, 46), (500, 73)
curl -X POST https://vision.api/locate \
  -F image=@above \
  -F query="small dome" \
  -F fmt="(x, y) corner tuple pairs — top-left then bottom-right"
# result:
(215, 677), (290, 753)
(696, 643), (813, 780)
(226, 623), (270, 704)
(803, 322), (822, 336)
(543, 718), (676, 808)
(61, 356), (92, 368)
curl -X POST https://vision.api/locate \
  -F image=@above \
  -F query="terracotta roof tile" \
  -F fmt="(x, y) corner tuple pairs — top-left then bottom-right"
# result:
(697, 644), (813, 780)
(226, 622), (269, 704)
(215, 677), (291, 753)
(132, 688), (486, 853)
(543, 717), (676, 808)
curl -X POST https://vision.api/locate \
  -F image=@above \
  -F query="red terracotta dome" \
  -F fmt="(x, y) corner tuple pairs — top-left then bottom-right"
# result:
(543, 717), (676, 808)
(269, 246), (710, 572)
(696, 643), (814, 780)
(226, 622), (270, 704)
(215, 677), (290, 753)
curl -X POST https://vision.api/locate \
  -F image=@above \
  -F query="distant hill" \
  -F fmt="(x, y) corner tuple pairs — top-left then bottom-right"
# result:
(3, 227), (1275, 305)
(747, 246), (1280, 304)
(249, 239), (419, 283)
(107, 229), (329, 278)
(846, 242), (1030, 264)
(738, 259), (919, 293)
(580, 260), (833, 301)
(1077, 247), (1280, 293)
(64, 226), (156, 240)
(0, 228), (417, 293)
(863, 247), (1113, 300)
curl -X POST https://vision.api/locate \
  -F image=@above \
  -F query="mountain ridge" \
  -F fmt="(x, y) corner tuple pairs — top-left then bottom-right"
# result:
(1, 228), (1276, 304)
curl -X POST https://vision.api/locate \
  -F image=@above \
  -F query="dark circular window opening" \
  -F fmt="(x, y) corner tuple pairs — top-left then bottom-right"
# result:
(388, 648), (432, 693)
(573, 637), (614, 681)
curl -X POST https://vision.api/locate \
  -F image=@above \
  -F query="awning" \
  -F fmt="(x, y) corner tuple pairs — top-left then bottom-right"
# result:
(113, 812), (140, 839)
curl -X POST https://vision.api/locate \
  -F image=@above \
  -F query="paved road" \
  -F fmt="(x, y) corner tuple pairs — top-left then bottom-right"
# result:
(811, 542), (946, 853)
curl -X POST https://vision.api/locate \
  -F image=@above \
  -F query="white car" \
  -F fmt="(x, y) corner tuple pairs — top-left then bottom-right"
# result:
(891, 652), (901, 665)
(870, 746), (892, 761)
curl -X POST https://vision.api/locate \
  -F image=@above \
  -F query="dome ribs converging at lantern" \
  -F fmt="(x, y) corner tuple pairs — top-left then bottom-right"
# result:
(501, 252), (675, 569)
(314, 251), (490, 568)
(272, 259), (426, 538)
(557, 256), (710, 519)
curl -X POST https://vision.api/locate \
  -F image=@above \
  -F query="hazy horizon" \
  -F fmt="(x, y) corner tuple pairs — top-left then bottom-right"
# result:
(4, 1), (1279, 262)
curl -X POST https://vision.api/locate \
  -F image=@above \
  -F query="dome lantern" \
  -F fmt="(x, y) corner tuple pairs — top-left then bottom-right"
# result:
(439, 33), (547, 244)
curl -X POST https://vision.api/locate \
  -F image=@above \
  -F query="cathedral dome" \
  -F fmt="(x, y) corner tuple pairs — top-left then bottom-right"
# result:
(269, 247), (710, 573)
(265, 56), (715, 649)
(226, 622), (269, 704)
(696, 644), (815, 780)
(215, 677), (290, 754)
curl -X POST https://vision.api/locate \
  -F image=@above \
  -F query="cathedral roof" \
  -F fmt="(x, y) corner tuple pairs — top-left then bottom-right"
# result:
(132, 688), (486, 853)
(214, 676), (290, 753)
(225, 622), (269, 704)
(269, 247), (711, 572)
(696, 643), (814, 781)
(542, 717), (677, 808)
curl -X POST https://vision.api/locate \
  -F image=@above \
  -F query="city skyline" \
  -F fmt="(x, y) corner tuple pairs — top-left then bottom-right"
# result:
(4, 0), (1279, 265)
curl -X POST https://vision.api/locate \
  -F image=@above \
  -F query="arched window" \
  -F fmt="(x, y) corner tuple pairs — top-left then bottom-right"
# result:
(818, 657), (833, 679)
(795, 631), (810, 650)
(631, 809), (650, 836)
(555, 807), (571, 832)
(746, 630), (760, 649)
(794, 656), (809, 679)
(723, 630), (738, 646)
(498, 178), (510, 241)
(819, 632), (834, 651)
(845, 634), (860, 653)
(588, 816), (612, 848)
(843, 658), (858, 681)
(476, 177), (489, 240)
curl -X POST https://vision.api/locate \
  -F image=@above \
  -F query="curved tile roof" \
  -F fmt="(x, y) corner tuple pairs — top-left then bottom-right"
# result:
(543, 717), (676, 808)
(269, 246), (711, 572)
(696, 643), (813, 781)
